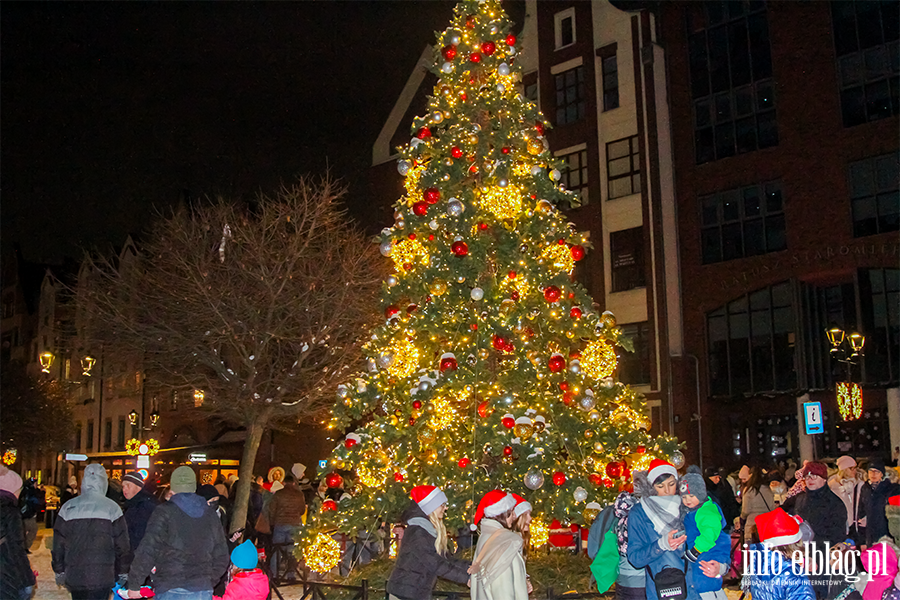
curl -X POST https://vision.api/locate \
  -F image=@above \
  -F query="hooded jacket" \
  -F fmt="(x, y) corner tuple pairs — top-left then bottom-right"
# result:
(386, 500), (471, 600)
(1, 489), (36, 597)
(214, 569), (269, 600)
(684, 499), (731, 593)
(126, 491), (229, 593)
(51, 463), (131, 590)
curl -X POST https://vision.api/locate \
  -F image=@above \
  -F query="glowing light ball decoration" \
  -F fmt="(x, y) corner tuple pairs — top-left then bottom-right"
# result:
(303, 532), (342, 573)
(477, 184), (523, 220)
(384, 338), (421, 379)
(530, 518), (549, 547)
(390, 238), (429, 274)
(580, 340), (618, 380)
(540, 243), (575, 273)
(2, 449), (17, 465)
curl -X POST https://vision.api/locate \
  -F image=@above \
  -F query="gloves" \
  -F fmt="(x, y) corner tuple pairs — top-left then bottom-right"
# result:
(54, 571), (66, 587)
(685, 546), (701, 563)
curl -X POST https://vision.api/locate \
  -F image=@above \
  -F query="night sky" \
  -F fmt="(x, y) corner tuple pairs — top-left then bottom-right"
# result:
(1, 1), (468, 263)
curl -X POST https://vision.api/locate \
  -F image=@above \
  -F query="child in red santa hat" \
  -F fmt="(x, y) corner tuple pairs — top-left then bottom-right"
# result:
(470, 490), (530, 600)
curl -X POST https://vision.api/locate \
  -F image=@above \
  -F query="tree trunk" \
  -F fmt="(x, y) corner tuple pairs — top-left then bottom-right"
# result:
(230, 407), (273, 535)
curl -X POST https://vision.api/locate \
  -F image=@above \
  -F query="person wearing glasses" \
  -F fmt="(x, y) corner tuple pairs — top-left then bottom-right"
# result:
(780, 461), (847, 544)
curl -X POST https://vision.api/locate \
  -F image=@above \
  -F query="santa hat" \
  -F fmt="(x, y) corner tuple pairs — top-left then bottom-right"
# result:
(474, 490), (516, 524)
(511, 493), (532, 518)
(410, 485), (447, 516)
(648, 459), (678, 484)
(756, 508), (803, 547)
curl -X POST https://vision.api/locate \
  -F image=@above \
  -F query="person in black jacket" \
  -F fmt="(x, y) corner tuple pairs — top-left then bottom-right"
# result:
(0, 466), (36, 600)
(52, 463), (131, 600)
(781, 461), (847, 544)
(865, 459), (900, 546)
(386, 485), (471, 600)
(705, 466), (740, 531)
(121, 471), (158, 554)
(121, 466), (229, 599)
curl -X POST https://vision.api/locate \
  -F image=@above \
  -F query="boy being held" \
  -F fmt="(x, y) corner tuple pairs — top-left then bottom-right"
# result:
(680, 467), (732, 600)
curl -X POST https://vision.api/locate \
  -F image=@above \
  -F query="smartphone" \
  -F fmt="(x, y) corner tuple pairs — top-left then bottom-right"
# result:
(673, 529), (686, 538)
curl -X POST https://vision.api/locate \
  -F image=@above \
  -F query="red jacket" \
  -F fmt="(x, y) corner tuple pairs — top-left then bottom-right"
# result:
(214, 569), (269, 600)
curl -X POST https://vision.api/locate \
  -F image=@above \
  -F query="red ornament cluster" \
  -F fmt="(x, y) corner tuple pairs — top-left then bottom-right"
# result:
(458, 457), (471, 468)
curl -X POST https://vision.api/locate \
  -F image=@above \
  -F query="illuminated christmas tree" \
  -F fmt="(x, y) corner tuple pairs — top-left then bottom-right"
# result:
(313, 0), (681, 541)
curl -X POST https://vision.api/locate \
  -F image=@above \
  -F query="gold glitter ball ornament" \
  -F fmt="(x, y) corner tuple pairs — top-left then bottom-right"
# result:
(581, 339), (618, 380)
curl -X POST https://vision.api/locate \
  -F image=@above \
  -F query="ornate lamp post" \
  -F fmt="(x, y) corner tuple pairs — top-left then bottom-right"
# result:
(39, 352), (54, 373)
(826, 326), (865, 421)
(80, 356), (96, 376)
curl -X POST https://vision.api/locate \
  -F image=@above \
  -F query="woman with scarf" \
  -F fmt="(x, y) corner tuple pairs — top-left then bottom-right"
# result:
(386, 485), (471, 600)
(627, 459), (689, 599)
(470, 490), (529, 600)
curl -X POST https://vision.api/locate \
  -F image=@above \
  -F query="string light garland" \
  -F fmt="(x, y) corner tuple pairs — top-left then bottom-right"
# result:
(303, 533), (342, 573)
(580, 340), (618, 380)
(836, 382), (863, 421)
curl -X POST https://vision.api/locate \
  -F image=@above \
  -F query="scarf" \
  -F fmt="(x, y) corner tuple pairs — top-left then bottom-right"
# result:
(474, 519), (524, 588)
(407, 516), (436, 537)
(640, 495), (682, 536)
(614, 492), (637, 553)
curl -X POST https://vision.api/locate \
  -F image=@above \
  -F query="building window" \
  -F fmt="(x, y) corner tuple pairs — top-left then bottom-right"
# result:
(707, 281), (796, 397)
(525, 82), (538, 102)
(832, 1), (900, 127)
(555, 66), (586, 125)
(701, 180), (786, 264)
(859, 268), (900, 384)
(86, 420), (94, 452)
(602, 55), (620, 111)
(687, 2), (777, 164)
(557, 147), (589, 208)
(607, 136), (641, 199)
(610, 227), (646, 292)
(104, 419), (112, 449)
(74, 423), (82, 451)
(555, 8), (576, 49)
(618, 322), (652, 385)
(849, 153), (899, 237)
(117, 418), (126, 449)
(65, 358), (71, 380)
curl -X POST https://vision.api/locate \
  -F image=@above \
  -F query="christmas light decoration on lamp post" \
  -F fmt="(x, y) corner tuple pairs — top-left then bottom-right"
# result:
(39, 352), (54, 373)
(81, 356), (96, 376)
(827, 326), (865, 421)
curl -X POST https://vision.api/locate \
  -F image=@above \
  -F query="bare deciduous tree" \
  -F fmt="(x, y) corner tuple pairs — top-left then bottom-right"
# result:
(77, 175), (383, 533)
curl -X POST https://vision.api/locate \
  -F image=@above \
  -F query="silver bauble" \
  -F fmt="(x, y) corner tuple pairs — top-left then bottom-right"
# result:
(386, 275), (399, 287)
(579, 394), (596, 411)
(450, 35), (460, 45)
(380, 240), (393, 256)
(396, 219), (405, 228)
(671, 450), (685, 469)
(497, 84), (505, 93)
(569, 360), (581, 374)
(508, 46), (516, 56)
(367, 358), (378, 373)
(472, 123), (481, 132)
(378, 351), (395, 368)
(573, 486), (588, 503)
(550, 169), (562, 181)
(498, 178), (508, 188)
(418, 380), (432, 393)
(337, 385), (349, 399)
(441, 62), (453, 74)
(397, 160), (411, 175)
(531, 165), (543, 176)
(498, 62), (510, 76)
(524, 468), (544, 490)
(429, 219), (439, 230)
(470, 287), (484, 301)
(447, 199), (465, 216)
(600, 377), (616, 390)
(431, 111), (444, 124)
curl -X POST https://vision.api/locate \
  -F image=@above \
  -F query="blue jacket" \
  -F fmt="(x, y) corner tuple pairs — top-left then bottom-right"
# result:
(684, 500), (731, 592)
(747, 543), (815, 600)
(626, 501), (692, 600)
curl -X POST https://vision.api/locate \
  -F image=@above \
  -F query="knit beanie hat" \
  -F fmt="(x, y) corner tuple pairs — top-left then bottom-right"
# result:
(738, 465), (751, 480)
(511, 493), (533, 517)
(679, 467), (708, 503)
(756, 508), (803, 547)
(805, 462), (827, 479)
(868, 459), (886, 475)
(0, 466), (23, 494)
(836, 456), (857, 471)
(410, 485), (447, 517)
(170, 466), (197, 494)
(291, 463), (306, 480)
(231, 540), (258, 569)
(648, 459), (678, 485)
(197, 484), (220, 501)
(123, 471), (145, 488)
(474, 490), (516, 524)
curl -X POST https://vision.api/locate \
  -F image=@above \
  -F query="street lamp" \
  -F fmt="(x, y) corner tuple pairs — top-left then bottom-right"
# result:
(39, 352), (54, 373)
(81, 356), (96, 376)
(193, 390), (205, 407)
(827, 326), (865, 421)
(128, 410), (139, 426)
(149, 410), (160, 427)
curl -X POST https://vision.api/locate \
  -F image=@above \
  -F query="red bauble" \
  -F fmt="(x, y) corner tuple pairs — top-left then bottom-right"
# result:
(440, 355), (458, 372)
(502, 415), (515, 429)
(477, 401), (493, 418)
(636, 445), (646, 454)
(412, 201), (428, 216)
(424, 187), (441, 204)
(503, 446), (513, 456)
(470, 323), (478, 331)
(469, 52), (482, 63)
(562, 391), (573, 405)
(465, 15), (476, 28)
(502, 147), (510, 154)
(544, 286), (562, 302)
(508, 270), (516, 279)
(492, 335), (507, 351)
(481, 41), (496, 55)
(451, 240), (469, 256)
(510, 291), (520, 301)
(560, 382), (569, 391)
(570, 306), (583, 319)
(478, 222), (488, 230)
(458, 457), (471, 468)
(441, 45), (457, 61)
(602, 478), (615, 488)
(412, 400), (422, 410)
(503, 341), (514, 352)
(321, 499), (338, 512)
(506, 34), (517, 46)
(459, 91), (467, 101)
(571, 245), (585, 260)
(552, 471), (566, 486)
(548, 353), (565, 372)
(385, 305), (399, 319)
(589, 473), (603, 486)
(344, 438), (357, 449)
(605, 462), (623, 479)
(393, 471), (404, 482)
(451, 146), (464, 159)
(409, 417), (416, 425)
(406, 303), (418, 313)
(621, 464), (631, 480)
(408, 233), (416, 240)
(535, 122), (545, 136)
(325, 472), (342, 488)
(558, 238), (566, 245)
(416, 127), (432, 139)
(428, 234), (435, 240)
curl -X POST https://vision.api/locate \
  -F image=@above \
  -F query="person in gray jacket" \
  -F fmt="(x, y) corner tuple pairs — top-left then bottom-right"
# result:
(52, 463), (130, 600)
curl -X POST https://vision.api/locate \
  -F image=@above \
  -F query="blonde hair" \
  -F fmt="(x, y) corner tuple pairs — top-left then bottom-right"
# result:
(429, 510), (449, 556)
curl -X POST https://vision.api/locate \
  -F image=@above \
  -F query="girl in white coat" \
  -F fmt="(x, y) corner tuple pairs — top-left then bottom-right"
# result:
(470, 490), (529, 600)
